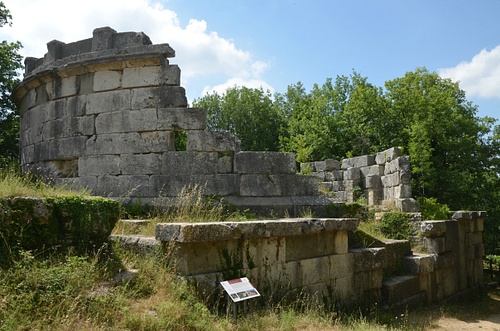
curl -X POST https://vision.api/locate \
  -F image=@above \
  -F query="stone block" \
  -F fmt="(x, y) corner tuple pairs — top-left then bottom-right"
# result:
(350, 247), (386, 272)
(333, 231), (349, 254)
(350, 155), (375, 168)
(364, 175), (381, 189)
(345, 167), (361, 180)
(394, 184), (412, 198)
(47, 96), (88, 120)
(286, 232), (336, 261)
(234, 151), (296, 174)
(160, 151), (218, 175)
(382, 275), (420, 305)
(122, 64), (180, 88)
(87, 89), (131, 114)
(395, 198), (419, 212)
(472, 217), (484, 232)
(420, 220), (447, 237)
(120, 153), (161, 175)
(27, 104), (46, 127)
(403, 254), (435, 274)
(366, 189), (383, 205)
(187, 131), (240, 152)
(399, 170), (411, 184)
(131, 86), (187, 109)
(149, 174), (239, 197)
(157, 107), (207, 131)
(375, 147), (402, 165)
(34, 141), (50, 161)
(434, 252), (454, 269)
(309, 171), (325, 180)
(96, 175), (150, 197)
(360, 165), (385, 177)
(85, 132), (175, 155)
(79, 155), (120, 176)
(425, 237), (447, 254)
(383, 187), (394, 200)
(53, 76), (78, 99)
(325, 170), (343, 181)
(93, 70), (122, 91)
(239, 174), (318, 197)
(314, 159), (340, 172)
(217, 154), (233, 173)
(54, 176), (98, 192)
(331, 181), (345, 191)
(43, 116), (94, 140)
(95, 108), (158, 134)
(358, 269), (384, 292)
(49, 136), (87, 159)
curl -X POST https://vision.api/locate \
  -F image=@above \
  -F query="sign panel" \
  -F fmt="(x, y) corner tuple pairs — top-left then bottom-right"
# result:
(220, 277), (260, 302)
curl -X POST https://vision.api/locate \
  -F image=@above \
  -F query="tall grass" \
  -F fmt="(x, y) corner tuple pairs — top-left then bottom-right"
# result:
(0, 163), (89, 198)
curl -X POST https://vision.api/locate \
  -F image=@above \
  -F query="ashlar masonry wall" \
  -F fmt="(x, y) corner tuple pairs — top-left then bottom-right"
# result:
(13, 27), (328, 216)
(301, 147), (419, 212)
(155, 211), (485, 309)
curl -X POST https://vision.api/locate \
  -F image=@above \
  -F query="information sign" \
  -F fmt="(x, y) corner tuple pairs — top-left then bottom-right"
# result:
(220, 277), (260, 302)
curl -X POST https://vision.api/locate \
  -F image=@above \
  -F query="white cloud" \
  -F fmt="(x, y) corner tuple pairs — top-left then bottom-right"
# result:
(0, 0), (272, 98)
(439, 46), (500, 99)
(201, 77), (275, 97)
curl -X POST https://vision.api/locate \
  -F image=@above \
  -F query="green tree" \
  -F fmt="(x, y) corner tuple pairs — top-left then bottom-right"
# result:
(193, 86), (286, 151)
(0, 1), (23, 164)
(384, 68), (488, 207)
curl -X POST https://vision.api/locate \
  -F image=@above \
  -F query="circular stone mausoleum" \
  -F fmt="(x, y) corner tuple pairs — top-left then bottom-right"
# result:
(13, 27), (328, 215)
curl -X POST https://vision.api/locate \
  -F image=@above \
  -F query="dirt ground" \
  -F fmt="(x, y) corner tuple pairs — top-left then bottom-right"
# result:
(423, 284), (500, 331)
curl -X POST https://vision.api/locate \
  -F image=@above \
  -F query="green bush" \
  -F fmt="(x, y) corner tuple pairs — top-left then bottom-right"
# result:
(379, 212), (413, 240)
(417, 197), (450, 220)
(0, 196), (120, 265)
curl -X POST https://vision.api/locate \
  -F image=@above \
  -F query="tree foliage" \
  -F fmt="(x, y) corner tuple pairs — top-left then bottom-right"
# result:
(193, 86), (286, 151)
(0, 1), (23, 164)
(195, 68), (500, 254)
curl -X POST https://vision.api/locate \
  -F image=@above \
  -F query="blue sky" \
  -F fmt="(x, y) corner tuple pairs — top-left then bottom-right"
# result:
(2, 0), (500, 122)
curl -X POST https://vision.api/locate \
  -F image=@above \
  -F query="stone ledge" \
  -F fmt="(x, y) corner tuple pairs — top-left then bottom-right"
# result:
(155, 218), (359, 243)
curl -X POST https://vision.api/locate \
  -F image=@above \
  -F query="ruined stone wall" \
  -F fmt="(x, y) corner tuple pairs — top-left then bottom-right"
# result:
(155, 211), (485, 308)
(301, 147), (419, 212)
(13, 27), (327, 215)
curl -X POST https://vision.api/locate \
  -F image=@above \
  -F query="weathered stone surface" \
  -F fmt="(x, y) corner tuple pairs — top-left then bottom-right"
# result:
(79, 155), (120, 176)
(240, 174), (319, 197)
(122, 64), (180, 88)
(121, 153), (161, 175)
(375, 147), (402, 165)
(345, 167), (361, 180)
(85, 131), (175, 155)
(325, 170), (343, 181)
(395, 198), (419, 212)
(87, 89), (131, 114)
(186, 131), (240, 152)
(160, 152), (218, 175)
(360, 165), (385, 177)
(156, 218), (359, 243)
(131, 86), (187, 109)
(364, 175), (382, 189)
(350, 247), (386, 272)
(93, 70), (122, 91)
(157, 108), (207, 131)
(420, 221), (447, 237)
(149, 174), (239, 196)
(49, 136), (87, 159)
(96, 175), (150, 197)
(234, 151), (296, 174)
(394, 184), (412, 198)
(95, 108), (158, 134)
(403, 254), (435, 274)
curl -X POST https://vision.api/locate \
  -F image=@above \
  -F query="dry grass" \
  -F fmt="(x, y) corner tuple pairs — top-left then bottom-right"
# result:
(0, 165), (89, 198)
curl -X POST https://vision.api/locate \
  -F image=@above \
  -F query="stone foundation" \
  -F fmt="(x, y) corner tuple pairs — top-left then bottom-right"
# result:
(155, 211), (485, 309)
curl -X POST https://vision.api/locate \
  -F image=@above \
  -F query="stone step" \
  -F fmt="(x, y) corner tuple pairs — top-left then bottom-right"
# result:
(381, 275), (423, 306)
(117, 219), (151, 226)
(403, 253), (435, 275)
(109, 234), (159, 254)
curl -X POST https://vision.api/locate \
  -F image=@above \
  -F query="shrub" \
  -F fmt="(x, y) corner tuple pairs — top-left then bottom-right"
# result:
(379, 212), (413, 240)
(417, 197), (450, 220)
